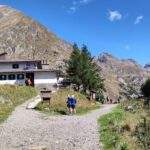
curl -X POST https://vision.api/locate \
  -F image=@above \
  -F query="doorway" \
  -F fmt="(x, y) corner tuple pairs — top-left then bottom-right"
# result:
(26, 73), (34, 86)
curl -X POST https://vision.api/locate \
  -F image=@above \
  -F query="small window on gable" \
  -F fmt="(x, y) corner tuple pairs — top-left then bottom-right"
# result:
(0, 75), (7, 80)
(12, 64), (19, 69)
(8, 74), (15, 80)
(17, 74), (24, 80)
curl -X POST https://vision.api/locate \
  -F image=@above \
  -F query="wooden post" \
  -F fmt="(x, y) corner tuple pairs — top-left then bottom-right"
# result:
(90, 90), (96, 100)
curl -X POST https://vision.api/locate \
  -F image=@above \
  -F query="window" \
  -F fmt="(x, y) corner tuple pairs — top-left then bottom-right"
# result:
(0, 75), (7, 80)
(12, 64), (19, 69)
(8, 74), (15, 80)
(24, 64), (30, 70)
(17, 74), (24, 80)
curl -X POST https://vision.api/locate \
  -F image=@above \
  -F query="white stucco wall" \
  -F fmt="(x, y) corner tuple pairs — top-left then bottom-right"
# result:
(0, 80), (25, 85)
(0, 72), (58, 85)
(58, 77), (64, 83)
(0, 73), (25, 85)
(34, 72), (57, 84)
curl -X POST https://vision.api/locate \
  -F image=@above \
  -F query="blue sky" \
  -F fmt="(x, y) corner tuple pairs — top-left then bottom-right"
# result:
(0, 0), (150, 66)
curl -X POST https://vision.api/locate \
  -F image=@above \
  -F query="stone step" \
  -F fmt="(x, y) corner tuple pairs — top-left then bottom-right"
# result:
(26, 95), (42, 109)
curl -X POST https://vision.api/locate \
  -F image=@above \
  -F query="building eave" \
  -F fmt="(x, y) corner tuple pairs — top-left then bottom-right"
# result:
(0, 69), (59, 73)
(0, 59), (41, 63)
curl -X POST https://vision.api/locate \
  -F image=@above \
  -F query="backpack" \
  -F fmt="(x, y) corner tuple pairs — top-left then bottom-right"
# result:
(67, 97), (72, 105)
(71, 98), (76, 106)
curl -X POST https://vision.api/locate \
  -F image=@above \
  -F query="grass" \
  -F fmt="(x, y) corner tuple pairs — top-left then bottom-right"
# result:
(0, 85), (37, 123)
(98, 100), (150, 150)
(35, 88), (102, 115)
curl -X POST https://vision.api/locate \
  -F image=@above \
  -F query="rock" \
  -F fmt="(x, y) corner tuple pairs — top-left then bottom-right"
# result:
(26, 96), (42, 109)
(28, 146), (47, 150)
(0, 96), (12, 105)
(125, 105), (133, 110)
(55, 141), (59, 144)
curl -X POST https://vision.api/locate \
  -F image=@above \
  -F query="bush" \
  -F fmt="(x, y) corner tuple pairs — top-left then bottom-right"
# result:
(135, 118), (150, 150)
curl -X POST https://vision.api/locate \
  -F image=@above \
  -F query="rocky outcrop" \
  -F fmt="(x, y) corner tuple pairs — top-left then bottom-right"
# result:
(144, 63), (150, 71)
(0, 96), (12, 105)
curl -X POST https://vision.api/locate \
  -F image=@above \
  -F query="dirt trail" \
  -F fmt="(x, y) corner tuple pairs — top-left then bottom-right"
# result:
(0, 100), (117, 150)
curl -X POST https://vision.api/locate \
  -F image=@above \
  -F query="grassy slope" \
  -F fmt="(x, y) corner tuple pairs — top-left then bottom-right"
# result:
(98, 100), (150, 150)
(36, 88), (101, 115)
(0, 85), (37, 123)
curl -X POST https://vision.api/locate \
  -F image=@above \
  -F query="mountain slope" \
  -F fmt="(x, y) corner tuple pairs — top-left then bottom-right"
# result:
(0, 6), (72, 68)
(94, 52), (148, 100)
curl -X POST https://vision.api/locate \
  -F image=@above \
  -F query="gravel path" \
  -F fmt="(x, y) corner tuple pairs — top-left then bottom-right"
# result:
(0, 99), (117, 150)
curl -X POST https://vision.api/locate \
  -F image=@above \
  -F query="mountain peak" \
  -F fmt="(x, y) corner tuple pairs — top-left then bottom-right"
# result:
(97, 52), (118, 63)
(144, 63), (150, 69)
(122, 58), (137, 64)
(100, 52), (114, 58)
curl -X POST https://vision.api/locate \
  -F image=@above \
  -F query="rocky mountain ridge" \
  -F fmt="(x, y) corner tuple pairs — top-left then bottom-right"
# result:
(0, 5), (72, 68)
(94, 52), (149, 100)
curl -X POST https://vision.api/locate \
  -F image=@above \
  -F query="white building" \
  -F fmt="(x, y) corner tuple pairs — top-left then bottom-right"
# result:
(0, 53), (60, 87)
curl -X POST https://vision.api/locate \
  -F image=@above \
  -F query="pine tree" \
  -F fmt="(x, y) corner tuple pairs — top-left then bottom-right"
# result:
(81, 45), (92, 92)
(67, 43), (104, 94)
(67, 43), (82, 90)
(81, 45), (104, 93)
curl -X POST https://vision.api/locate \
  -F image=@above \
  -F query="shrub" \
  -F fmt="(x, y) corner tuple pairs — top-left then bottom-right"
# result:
(135, 118), (150, 150)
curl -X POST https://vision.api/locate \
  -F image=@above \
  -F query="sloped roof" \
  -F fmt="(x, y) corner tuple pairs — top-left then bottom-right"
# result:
(0, 59), (41, 63)
(0, 52), (7, 56)
(0, 69), (59, 73)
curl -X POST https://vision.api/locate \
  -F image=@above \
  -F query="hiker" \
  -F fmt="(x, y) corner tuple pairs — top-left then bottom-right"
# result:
(117, 97), (121, 103)
(28, 78), (33, 86)
(110, 98), (113, 104)
(66, 95), (72, 114)
(25, 78), (29, 86)
(106, 96), (109, 103)
(71, 95), (77, 114)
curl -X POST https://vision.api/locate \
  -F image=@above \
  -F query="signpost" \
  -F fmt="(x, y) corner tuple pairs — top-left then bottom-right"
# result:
(40, 88), (51, 110)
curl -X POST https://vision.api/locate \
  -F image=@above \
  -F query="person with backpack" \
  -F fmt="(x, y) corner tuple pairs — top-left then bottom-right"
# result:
(71, 95), (77, 114)
(66, 95), (72, 114)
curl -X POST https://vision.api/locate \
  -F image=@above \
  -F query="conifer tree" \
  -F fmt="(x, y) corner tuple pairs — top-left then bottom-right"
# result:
(81, 45), (91, 92)
(67, 43), (82, 90)
(67, 43), (104, 93)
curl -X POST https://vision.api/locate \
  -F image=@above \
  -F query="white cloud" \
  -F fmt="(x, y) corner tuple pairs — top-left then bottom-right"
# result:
(68, 6), (77, 13)
(80, 0), (92, 4)
(67, 0), (93, 13)
(108, 10), (122, 22)
(134, 16), (143, 24)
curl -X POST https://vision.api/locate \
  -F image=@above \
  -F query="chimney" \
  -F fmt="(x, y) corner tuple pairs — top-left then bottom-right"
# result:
(41, 59), (49, 69)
